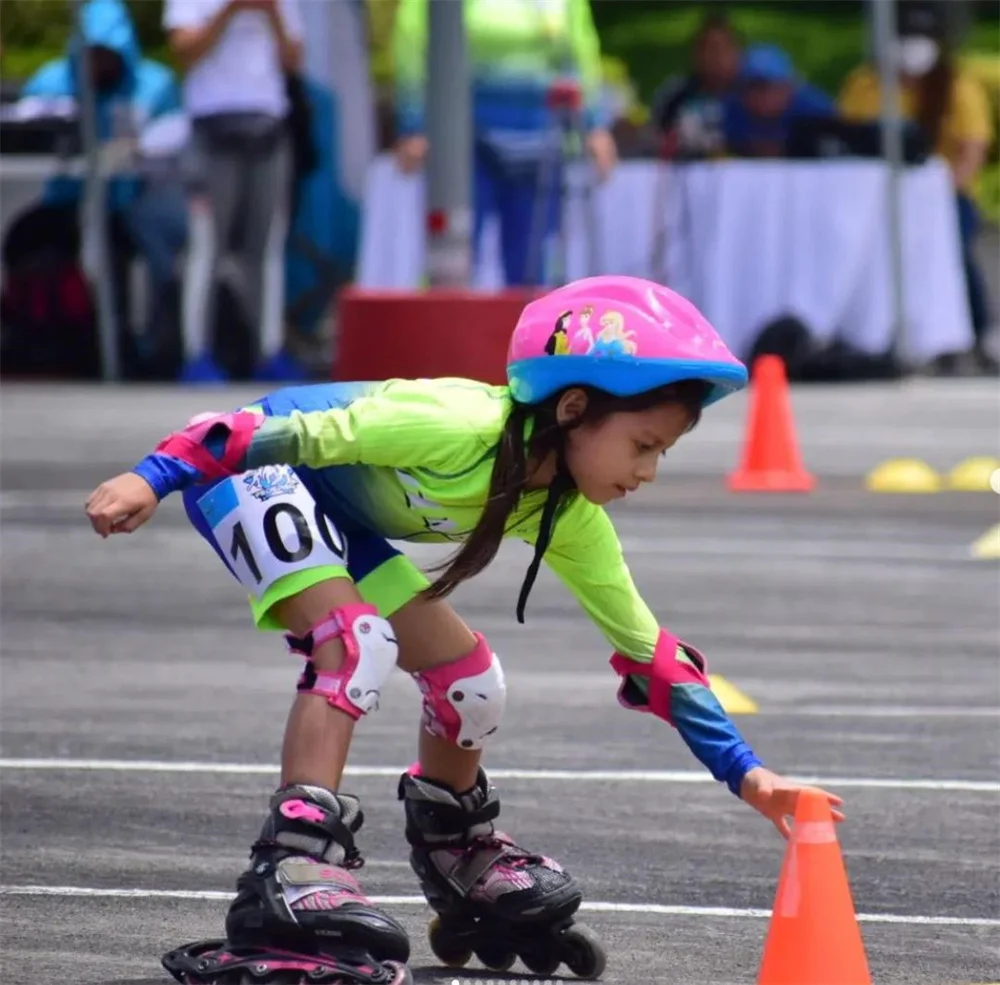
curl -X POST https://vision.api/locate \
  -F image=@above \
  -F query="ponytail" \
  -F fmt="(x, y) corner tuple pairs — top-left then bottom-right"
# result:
(423, 378), (708, 605)
(423, 402), (531, 600)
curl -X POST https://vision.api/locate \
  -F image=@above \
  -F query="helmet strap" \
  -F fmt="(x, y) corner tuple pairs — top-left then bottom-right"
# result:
(515, 444), (574, 624)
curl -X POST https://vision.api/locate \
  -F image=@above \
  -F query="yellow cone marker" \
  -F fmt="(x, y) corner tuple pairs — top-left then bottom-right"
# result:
(865, 458), (942, 493)
(971, 523), (1000, 560)
(947, 456), (1000, 492)
(708, 675), (759, 715)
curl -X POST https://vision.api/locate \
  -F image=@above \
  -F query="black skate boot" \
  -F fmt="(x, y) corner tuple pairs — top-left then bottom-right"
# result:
(397, 767), (607, 979)
(162, 784), (411, 985)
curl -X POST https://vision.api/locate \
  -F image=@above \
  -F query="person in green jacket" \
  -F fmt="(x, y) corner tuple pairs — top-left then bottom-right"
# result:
(392, 0), (618, 287)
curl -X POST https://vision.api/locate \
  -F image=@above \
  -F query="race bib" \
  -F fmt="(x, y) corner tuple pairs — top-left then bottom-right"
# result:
(197, 466), (348, 598)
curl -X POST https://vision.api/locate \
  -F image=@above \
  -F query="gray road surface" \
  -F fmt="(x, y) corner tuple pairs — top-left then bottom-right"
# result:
(1, 382), (998, 985)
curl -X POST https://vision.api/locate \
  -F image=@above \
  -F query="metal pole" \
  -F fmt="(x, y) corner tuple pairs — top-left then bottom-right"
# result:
(424, 0), (472, 287)
(871, 0), (907, 363)
(74, 0), (120, 381)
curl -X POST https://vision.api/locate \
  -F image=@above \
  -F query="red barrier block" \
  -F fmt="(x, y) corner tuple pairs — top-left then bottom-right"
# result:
(334, 288), (537, 384)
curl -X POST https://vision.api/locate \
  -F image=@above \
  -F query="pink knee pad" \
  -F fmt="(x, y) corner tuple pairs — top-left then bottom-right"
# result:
(411, 633), (506, 750)
(286, 603), (398, 720)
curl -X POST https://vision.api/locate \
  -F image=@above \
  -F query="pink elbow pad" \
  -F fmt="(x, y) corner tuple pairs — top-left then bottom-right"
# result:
(609, 628), (710, 724)
(154, 409), (262, 479)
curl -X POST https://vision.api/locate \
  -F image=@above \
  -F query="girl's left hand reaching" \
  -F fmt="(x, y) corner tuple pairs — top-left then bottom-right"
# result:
(740, 766), (845, 839)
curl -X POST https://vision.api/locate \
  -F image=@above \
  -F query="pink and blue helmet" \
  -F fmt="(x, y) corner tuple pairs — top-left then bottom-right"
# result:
(506, 275), (747, 408)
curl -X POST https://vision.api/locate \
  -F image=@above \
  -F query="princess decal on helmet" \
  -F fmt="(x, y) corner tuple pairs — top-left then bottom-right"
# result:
(587, 310), (638, 357)
(544, 310), (573, 355)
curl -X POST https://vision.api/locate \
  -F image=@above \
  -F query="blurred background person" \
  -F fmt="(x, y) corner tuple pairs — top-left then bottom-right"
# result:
(722, 43), (836, 159)
(164, 0), (305, 384)
(21, 0), (180, 211)
(391, 0), (617, 288)
(19, 0), (182, 377)
(651, 11), (743, 161)
(839, 2), (996, 373)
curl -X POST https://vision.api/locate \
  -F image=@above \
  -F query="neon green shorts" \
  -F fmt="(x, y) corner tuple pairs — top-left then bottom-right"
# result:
(183, 467), (431, 632)
(249, 554), (430, 631)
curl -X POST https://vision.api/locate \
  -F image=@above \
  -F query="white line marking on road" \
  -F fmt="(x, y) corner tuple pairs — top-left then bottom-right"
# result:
(775, 706), (1000, 719)
(1, 758), (997, 793)
(2, 884), (997, 927)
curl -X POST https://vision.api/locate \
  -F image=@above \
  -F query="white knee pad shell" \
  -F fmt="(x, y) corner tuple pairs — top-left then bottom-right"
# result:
(411, 633), (506, 750)
(286, 603), (398, 719)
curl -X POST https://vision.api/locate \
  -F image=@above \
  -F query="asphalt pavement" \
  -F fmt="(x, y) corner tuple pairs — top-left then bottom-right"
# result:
(1, 381), (998, 985)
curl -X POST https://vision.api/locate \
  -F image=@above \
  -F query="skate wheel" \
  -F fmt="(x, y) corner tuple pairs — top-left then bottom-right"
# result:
(474, 944), (516, 973)
(562, 922), (608, 979)
(427, 916), (472, 969)
(520, 947), (560, 977)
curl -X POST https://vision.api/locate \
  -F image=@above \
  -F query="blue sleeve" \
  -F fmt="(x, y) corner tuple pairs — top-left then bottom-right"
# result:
(627, 674), (763, 796)
(132, 453), (203, 501)
(137, 61), (182, 120)
(21, 61), (72, 98)
(670, 683), (763, 796)
(793, 85), (836, 118)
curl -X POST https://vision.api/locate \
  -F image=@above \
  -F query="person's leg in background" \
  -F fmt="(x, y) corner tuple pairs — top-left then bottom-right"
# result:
(242, 133), (306, 382)
(179, 132), (242, 383)
(122, 179), (188, 377)
(495, 149), (562, 288)
(471, 139), (498, 286)
(956, 191), (998, 373)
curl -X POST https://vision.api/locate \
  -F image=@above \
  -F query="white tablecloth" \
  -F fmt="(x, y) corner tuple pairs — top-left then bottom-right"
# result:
(356, 155), (973, 362)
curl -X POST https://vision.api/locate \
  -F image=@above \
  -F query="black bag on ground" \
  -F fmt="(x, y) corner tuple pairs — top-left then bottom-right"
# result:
(0, 204), (100, 379)
(748, 314), (903, 382)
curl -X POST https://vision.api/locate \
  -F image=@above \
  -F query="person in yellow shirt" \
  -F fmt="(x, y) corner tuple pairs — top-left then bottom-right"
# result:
(839, 4), (996, 373)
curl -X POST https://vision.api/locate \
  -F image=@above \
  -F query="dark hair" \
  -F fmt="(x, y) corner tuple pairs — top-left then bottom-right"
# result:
(694, 10), (743, 49)
(899, 5), (952, 149)
(915, 47), (954, 150)
(423, 378), (709, 607)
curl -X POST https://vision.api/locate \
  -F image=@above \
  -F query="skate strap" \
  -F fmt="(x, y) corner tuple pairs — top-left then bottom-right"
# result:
(447, 843), (511, 895)
(269, 794), (365, 869)
(278, 858), (362, 887)
(407, 794), (501, 840)
(277, 859), (376, 912)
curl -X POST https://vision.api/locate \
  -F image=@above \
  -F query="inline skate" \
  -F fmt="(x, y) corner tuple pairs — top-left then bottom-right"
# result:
(397, 767), (607, 979)
(163, 784), (411, 985)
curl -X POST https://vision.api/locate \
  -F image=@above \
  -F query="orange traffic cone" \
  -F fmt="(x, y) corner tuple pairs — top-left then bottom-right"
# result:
(728, 355), (815, 492)
(757, 790), (872, 985)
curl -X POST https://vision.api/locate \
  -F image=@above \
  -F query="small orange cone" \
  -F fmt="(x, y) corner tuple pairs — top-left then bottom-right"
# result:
(757, 790), (872, 985)
(728, 355), (815, 492)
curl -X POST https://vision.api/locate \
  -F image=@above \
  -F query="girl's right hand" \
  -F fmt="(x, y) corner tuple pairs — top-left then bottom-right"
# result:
(85, 472), (159, 537)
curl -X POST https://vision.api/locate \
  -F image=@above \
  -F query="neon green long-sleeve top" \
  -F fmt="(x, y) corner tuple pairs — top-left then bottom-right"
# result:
(132, 376), (765, 796)
(135, 377), (658, 660)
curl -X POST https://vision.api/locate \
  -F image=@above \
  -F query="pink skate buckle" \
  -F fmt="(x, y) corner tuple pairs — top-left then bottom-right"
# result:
(279, 799), (327, 825)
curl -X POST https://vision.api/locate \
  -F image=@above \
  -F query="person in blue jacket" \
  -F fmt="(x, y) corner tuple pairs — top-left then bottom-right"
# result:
(22, 0), (182, 210)
(722, 43), (835, 158)
(21, 0), (185, 369)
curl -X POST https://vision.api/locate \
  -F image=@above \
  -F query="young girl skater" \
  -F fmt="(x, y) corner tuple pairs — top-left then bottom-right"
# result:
(86, 276), (845, 985)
